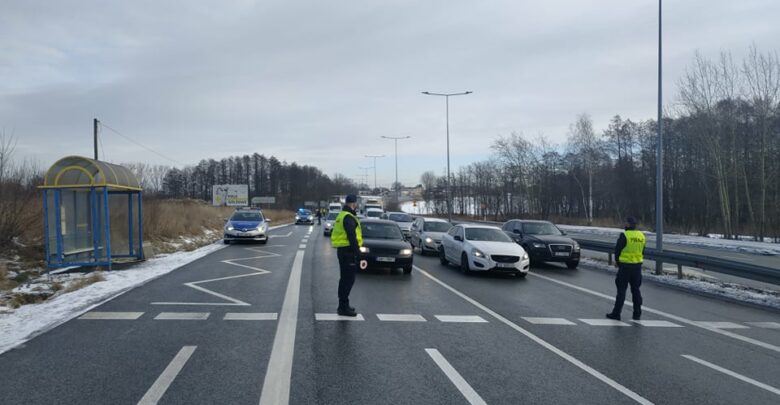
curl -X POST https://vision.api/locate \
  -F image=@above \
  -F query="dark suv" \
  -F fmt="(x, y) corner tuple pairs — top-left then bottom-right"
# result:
(501, 220), (580, 269)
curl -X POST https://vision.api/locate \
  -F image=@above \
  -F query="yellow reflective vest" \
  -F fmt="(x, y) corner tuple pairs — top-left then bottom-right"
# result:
(619, 230), (646, 264)
(331, 210), (363, 248)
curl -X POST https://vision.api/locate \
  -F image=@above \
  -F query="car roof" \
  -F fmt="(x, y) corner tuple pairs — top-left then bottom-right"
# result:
(421, 217), (448, 223)
(509, 219), (554, 224)
(360, 218), (398, 225)
(456, 223), (502, 230)
(366, 208), (384, 211)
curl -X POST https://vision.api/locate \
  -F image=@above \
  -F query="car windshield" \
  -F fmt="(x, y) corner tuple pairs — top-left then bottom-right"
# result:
(366, 210), (383, 218)
(362, 223), (403, 240)
(231, 212), (264, 222)
(522, 222), (563, 236)
(424, 222), (452, 232)
(465, 228), (512, 242)
(388, 213), (413, 222)
(298, 210), (312, 216)
(326, 213), (339, 220)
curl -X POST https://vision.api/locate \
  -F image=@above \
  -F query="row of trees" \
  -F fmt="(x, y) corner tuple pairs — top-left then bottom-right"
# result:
(420, 47), (780, 240)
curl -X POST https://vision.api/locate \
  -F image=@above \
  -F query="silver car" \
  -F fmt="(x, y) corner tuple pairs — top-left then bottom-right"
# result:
(382, 212), (415, 239)
(323, 212), (339, 236)
(409, 217), (452, 255)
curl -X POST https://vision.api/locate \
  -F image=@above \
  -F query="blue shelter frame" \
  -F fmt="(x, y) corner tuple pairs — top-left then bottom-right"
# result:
(39, 156), (144, 269)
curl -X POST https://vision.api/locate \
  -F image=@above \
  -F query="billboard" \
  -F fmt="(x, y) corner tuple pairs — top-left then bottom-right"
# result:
(252, 196), (276, 205)
(212, 185), (249, 206)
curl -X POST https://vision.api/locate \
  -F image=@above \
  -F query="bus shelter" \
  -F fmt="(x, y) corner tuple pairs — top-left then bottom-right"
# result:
(39, 156), (144, 269)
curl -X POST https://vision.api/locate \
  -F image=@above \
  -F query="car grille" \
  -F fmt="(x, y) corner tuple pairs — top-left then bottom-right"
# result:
(371, 248), (399, 255)
(549, 244), (572, 254)
(491, 255), (519, 263)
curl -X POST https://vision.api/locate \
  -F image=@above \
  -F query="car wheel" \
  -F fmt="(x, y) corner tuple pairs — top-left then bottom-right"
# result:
(515, 272), (527, 278)
(260, 240), (267, 245)
(223, 240), (231, 245)
(403, 265), (412, 274)
(460, 253), (471, 275)
(566, 260), (579, 269)
(439, 247), (448, 265)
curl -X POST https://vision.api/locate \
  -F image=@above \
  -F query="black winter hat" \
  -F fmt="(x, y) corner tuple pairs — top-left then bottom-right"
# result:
(625, 216), (637, 226)
(345, 194), (358, 203)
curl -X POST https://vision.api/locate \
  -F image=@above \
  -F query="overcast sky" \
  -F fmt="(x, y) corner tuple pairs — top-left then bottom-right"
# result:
(2, 0), (779, 187)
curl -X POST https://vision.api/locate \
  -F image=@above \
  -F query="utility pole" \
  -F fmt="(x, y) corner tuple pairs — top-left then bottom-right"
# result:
(381, 136), (411, 201)
(93, 118), (99, 160)
(655, 0), (664, 275)
(364, 155), (385, 190)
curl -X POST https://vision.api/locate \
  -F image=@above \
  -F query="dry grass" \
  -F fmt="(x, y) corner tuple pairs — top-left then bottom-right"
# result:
(63, 271), (105, 293)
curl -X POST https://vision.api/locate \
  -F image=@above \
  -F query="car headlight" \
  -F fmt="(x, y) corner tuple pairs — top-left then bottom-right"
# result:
(295, 215), (300, 220)
(523, 253), (529, 261)
(400, 248), (413, 256)
(325, 223), (332, 228)
(532, 242), (546, 249)
(360, 246), (369, 253)
(472, 248), (485, 258)
(573, 243), (580, 251)
(226, 225), (234, 231)
(425, 237), (434, 244)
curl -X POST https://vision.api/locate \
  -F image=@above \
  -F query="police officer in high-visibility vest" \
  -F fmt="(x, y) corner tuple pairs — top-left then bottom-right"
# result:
(331, 195), (363, 317)
(606, 216), (646, 321)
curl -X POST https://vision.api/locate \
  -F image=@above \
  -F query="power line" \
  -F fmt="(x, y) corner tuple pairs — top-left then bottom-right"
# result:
(99, 121), (184, 166)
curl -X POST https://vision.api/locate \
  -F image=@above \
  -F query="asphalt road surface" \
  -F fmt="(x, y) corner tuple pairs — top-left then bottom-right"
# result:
(2, 224), (780, 404)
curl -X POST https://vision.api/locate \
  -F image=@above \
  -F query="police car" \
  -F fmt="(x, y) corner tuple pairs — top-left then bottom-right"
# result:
(295, 208), (315, 225)
(223, 208), (270, 244)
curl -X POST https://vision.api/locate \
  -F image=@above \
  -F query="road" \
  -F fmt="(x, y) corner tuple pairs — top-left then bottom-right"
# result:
(2, 224), (780, 404)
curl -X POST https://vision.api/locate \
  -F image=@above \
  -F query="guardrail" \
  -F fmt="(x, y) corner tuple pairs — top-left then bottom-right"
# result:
(448, 218), (780, 285)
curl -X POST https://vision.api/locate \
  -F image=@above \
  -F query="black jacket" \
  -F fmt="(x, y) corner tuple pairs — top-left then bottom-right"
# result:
(340, 206), (361, 256)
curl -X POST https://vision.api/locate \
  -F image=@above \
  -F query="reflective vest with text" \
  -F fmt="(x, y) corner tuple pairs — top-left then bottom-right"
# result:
(619, 230), (645, 264)
(331, 211), (363, 248)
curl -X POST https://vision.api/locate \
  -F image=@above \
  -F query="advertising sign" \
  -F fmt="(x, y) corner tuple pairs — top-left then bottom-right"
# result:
(212, 185), (249, 206)
(252, 196), (276, 205)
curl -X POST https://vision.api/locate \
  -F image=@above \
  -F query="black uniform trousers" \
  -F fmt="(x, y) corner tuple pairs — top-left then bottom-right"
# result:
(611, 263), (643, 317)
(336, 247), (358, 308)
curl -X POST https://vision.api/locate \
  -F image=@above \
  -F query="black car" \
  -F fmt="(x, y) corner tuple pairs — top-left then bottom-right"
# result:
(358, 219), (414, 274)
(501, 220), (581, 269)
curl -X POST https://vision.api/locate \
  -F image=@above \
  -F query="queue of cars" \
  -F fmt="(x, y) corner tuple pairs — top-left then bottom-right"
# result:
(226, 205), (581, 277)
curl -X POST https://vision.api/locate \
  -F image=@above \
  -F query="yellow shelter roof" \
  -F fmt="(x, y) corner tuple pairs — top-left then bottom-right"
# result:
(39, 156), (142, 191)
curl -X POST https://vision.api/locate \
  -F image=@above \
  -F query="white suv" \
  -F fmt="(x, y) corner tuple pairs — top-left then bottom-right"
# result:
(440, 224), (530, 277)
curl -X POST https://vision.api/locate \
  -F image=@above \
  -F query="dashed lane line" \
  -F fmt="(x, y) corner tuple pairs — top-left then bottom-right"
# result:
(415, 265), (653, 405)
(79, 312), (144, 320)
(137, 346), (197, 405)
(224, 313), (278, 321)
(579, 319), (631, 327)
(435, 315), (488, 323)
(522, 317), (577, 325)
(426, 348), (488, 405)
(154, 312), (210, 320)
(315, 313), (366, 321)
(631, 320), (683, 328)
(747, 322), (780, 329)
(377, 314), (427, 322)
(693, 321), (750, 329)
(682, 355), (780, 397)
(528, 271), (780, 355)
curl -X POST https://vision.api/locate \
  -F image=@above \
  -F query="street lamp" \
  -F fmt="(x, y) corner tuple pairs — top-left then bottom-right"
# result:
(381, 135), (411, 201)
(655, 0), (664, 275)
(421, 90), (472, 222)
(364, 154), (385, 190)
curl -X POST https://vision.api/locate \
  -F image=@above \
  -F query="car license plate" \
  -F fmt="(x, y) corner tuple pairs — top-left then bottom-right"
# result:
(376, 257), (395, 262)
(554, 252), (569, 257)
(497, 262), (515, 268)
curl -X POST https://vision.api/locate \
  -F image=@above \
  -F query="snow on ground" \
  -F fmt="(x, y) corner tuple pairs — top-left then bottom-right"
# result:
(558, 225), (780, 256)
(0, 242), (227, 355)
(581, 257), (780, 310)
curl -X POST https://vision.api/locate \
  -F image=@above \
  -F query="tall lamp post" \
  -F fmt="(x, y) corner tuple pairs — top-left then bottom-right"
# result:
(381, 135), (411, 202)
(364, 154), (385, 191)
(655, 0), (664, 275)
(421, 90), (472, 222)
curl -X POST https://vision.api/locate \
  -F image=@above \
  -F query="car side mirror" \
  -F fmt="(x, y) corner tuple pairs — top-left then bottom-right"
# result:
(454, 235), (463, 242)
(512, 229), (521, 235)
(560, 231), (567, 235)
(266, 219), (272, 223)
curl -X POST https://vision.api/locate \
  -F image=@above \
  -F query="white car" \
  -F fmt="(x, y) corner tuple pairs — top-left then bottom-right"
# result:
(439, 224), (530, 277)
(323, 212), (339, 236)
(365, 208), (384, 218)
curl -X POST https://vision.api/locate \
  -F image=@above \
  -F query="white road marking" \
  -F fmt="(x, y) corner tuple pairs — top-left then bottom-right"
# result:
(632, 320), (683, 328)
(137, 346), (197, 405)
(315, 313), (366, 321)
(298, 244), (307, 249)
(269, 232), (293, 238)
(79, 311), (144, 320)
(415, 266), (653, 405)
(152, 247), (279, 306)
(154, 312), (210, 320)
(258, 250), (305, 405)
(682, 355), (780, 396)
(522, 317), (576, 325)
(579, 319), (631, 327)
(377, 314), (427, 322)
(747, 322), (780, 329)
(694, 321), (749, 329)
(425, 348), (487, 405)
(528, 271), (780, 354)
(435, 315), (488, 323)
(224, 313), (278, 321)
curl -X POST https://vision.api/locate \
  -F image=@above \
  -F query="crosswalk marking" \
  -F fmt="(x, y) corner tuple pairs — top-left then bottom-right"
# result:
(79, 311), (144, 320)
(377, 314), (427, 322)
(315, 313), (365, 321)
(435, 315), (488, 323)
(694, 321), (749, 329)
(154, 312), (210, 320)
(632, 320), (683, 327)
(579, 319), (631, 326)
(522, 317), (576, 325)
(746, 322), (780, 329)
(224, 313), (278, 321)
